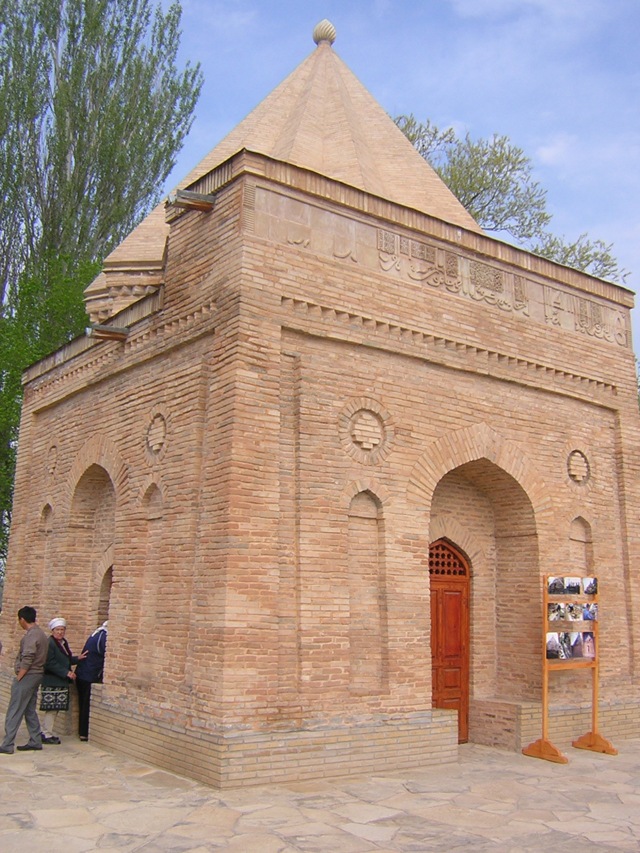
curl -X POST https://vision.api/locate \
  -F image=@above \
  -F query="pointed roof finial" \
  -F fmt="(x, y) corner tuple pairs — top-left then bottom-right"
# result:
(313, 19), (336, 46)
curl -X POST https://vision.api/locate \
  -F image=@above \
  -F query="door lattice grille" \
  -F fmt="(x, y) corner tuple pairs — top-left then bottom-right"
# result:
(429, 542), (467, 576)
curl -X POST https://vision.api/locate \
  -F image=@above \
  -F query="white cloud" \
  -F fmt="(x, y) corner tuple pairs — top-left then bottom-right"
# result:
(536, 134), (578, 167)
(181, 0), (256, 39)
(373, 0), (392, 17)
(447, 0), (607, 20)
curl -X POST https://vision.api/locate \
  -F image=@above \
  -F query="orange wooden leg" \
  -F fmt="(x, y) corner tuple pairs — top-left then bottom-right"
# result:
(522, 737), (569, 764)
(572, 731), (618, 755)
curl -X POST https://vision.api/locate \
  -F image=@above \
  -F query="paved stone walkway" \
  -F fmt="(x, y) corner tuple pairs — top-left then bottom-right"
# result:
(0, 733), (639, 852)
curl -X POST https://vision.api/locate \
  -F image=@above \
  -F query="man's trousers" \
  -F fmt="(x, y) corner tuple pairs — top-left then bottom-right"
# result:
(1, 673), (43, 751)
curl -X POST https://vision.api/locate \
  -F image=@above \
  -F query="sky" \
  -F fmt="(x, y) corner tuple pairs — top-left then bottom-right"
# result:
(166, 0), (640, 353)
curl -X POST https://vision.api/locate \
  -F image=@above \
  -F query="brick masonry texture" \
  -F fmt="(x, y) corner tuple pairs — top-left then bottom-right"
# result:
(2, 40), (640, 786)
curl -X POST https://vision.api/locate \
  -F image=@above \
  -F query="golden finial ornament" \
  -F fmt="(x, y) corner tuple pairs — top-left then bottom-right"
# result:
(313, 19), (336, 46)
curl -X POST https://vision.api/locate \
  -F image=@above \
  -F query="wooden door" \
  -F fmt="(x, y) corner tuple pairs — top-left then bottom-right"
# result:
(429, 540), (470, 743)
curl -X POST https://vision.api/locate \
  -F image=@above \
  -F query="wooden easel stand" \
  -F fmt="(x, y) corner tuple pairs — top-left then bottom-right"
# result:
(522, 576), (616, 764)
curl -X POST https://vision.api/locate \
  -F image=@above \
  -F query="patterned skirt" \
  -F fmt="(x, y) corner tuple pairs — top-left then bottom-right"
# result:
(40, 685), (70, 712)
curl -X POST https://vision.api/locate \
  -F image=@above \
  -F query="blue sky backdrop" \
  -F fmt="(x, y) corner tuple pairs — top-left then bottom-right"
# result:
(166, 0), (640, 353)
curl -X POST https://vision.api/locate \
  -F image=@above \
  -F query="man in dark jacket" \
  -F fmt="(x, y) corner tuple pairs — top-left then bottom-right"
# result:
(0, 606), (48, 754)
(74, 621), (107, 741)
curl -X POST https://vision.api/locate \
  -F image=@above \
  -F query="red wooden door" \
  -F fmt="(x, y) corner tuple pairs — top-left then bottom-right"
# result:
(429, 540), (470, 743)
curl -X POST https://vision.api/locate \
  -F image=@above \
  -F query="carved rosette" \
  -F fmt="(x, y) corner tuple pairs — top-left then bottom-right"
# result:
(339, 397), (395, 465)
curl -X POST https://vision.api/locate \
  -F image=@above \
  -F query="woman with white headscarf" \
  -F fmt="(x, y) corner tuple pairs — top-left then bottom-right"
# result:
(39, 617), (87, 744)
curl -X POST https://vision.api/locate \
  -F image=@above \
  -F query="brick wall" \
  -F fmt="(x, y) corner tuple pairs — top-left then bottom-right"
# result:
(2, 157), (639, 786)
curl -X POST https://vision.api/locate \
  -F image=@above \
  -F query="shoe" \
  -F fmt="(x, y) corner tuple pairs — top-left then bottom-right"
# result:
(0, 746), (14, 754)
(42, 735), (61, 745)
(79, 736), (88, 742)
(16, 743), (42, 751)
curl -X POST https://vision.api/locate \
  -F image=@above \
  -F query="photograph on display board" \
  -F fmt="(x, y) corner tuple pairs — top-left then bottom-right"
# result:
(582, 603), (598, 621)
(583, 577), (598, 595)
(582, 632), (596, 658)
(564, 577), (582, 595)
(571, 632), (583, 657)
(546, 632), (573, 659)
(548, 603), (566, 621)
(565, 603), (583, 621)
(548, 577), (565, 595)
(572, 631), (596, 659)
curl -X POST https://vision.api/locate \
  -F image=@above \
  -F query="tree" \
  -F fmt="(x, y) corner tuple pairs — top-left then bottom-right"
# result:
(0, 0), (203, 579)
(395, 115), (628, 284)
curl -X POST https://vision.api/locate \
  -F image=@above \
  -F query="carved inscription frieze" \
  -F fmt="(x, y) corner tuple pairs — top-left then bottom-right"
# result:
(513, 275), (529, 315)
(376, 229), (535, 316)
(544, 287), (629, 348)
(575, 297), (629, 347)
(464, 260), (512, 311)
(544, 286), (565, 326)
(254, 187), (629, 349)
(333, 235), (357, 263)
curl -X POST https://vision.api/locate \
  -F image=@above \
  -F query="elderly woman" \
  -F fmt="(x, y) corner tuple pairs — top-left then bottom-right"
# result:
(39, 617), (86, 744)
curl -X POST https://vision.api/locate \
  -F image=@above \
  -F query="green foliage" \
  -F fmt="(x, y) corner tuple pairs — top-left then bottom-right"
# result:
(0, 0), (203, 305)
(532, 233), (627, 283)
(0, 0), (203, 578)
(0, 258), (101, 574)
(395, 113), (627, 283)
(394, 115), (455, 166)
(438, 134), (551, 242)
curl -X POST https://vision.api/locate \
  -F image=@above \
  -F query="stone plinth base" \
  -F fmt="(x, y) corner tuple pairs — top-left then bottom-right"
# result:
(470, 697), (640, 751)
(89, 701), (458, 788)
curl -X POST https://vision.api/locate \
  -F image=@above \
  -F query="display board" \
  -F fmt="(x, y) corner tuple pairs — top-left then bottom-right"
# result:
(522, 575), (617, 763)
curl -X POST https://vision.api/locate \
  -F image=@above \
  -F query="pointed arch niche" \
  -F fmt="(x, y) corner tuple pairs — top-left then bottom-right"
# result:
(33, 503), (54, 605)
(569, 516), (594, 574)
(136, 483), (164, 681)
(347, 489), (388, 694)
(67, 465), (116, 637)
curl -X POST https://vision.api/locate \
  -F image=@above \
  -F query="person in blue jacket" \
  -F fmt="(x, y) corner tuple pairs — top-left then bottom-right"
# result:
(74, 621), (107, 741)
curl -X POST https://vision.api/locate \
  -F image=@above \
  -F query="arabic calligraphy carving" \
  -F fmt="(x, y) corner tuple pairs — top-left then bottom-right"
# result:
(513, 275), (529, 315)
(575, 297), (621, 345)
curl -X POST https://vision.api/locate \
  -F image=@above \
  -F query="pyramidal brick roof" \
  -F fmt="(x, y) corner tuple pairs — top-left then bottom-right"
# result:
(89, 22), (481, 315)
(177, 32), (481, 231)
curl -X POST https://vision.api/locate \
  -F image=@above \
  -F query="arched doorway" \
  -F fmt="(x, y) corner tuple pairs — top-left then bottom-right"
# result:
(429, 539), (470, 743)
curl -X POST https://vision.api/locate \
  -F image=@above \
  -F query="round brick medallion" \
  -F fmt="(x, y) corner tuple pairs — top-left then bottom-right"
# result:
(350, 410), (383, 451)
(147, 414), (167, 454)
(339, 398), (394, 465)
(567, 449), (590, 484)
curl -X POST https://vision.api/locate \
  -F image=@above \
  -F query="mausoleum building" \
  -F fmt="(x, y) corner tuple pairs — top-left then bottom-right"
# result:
(2, 21), (640, 787)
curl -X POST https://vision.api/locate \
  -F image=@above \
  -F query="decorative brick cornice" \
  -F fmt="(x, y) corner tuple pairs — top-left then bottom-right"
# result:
(280, 296), (617, 402)
(25, 299), (215, 407)
(281, 296), (618, 404)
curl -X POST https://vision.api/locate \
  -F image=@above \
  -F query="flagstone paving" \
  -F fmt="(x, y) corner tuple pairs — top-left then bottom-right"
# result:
(0, 733), (639, 852)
